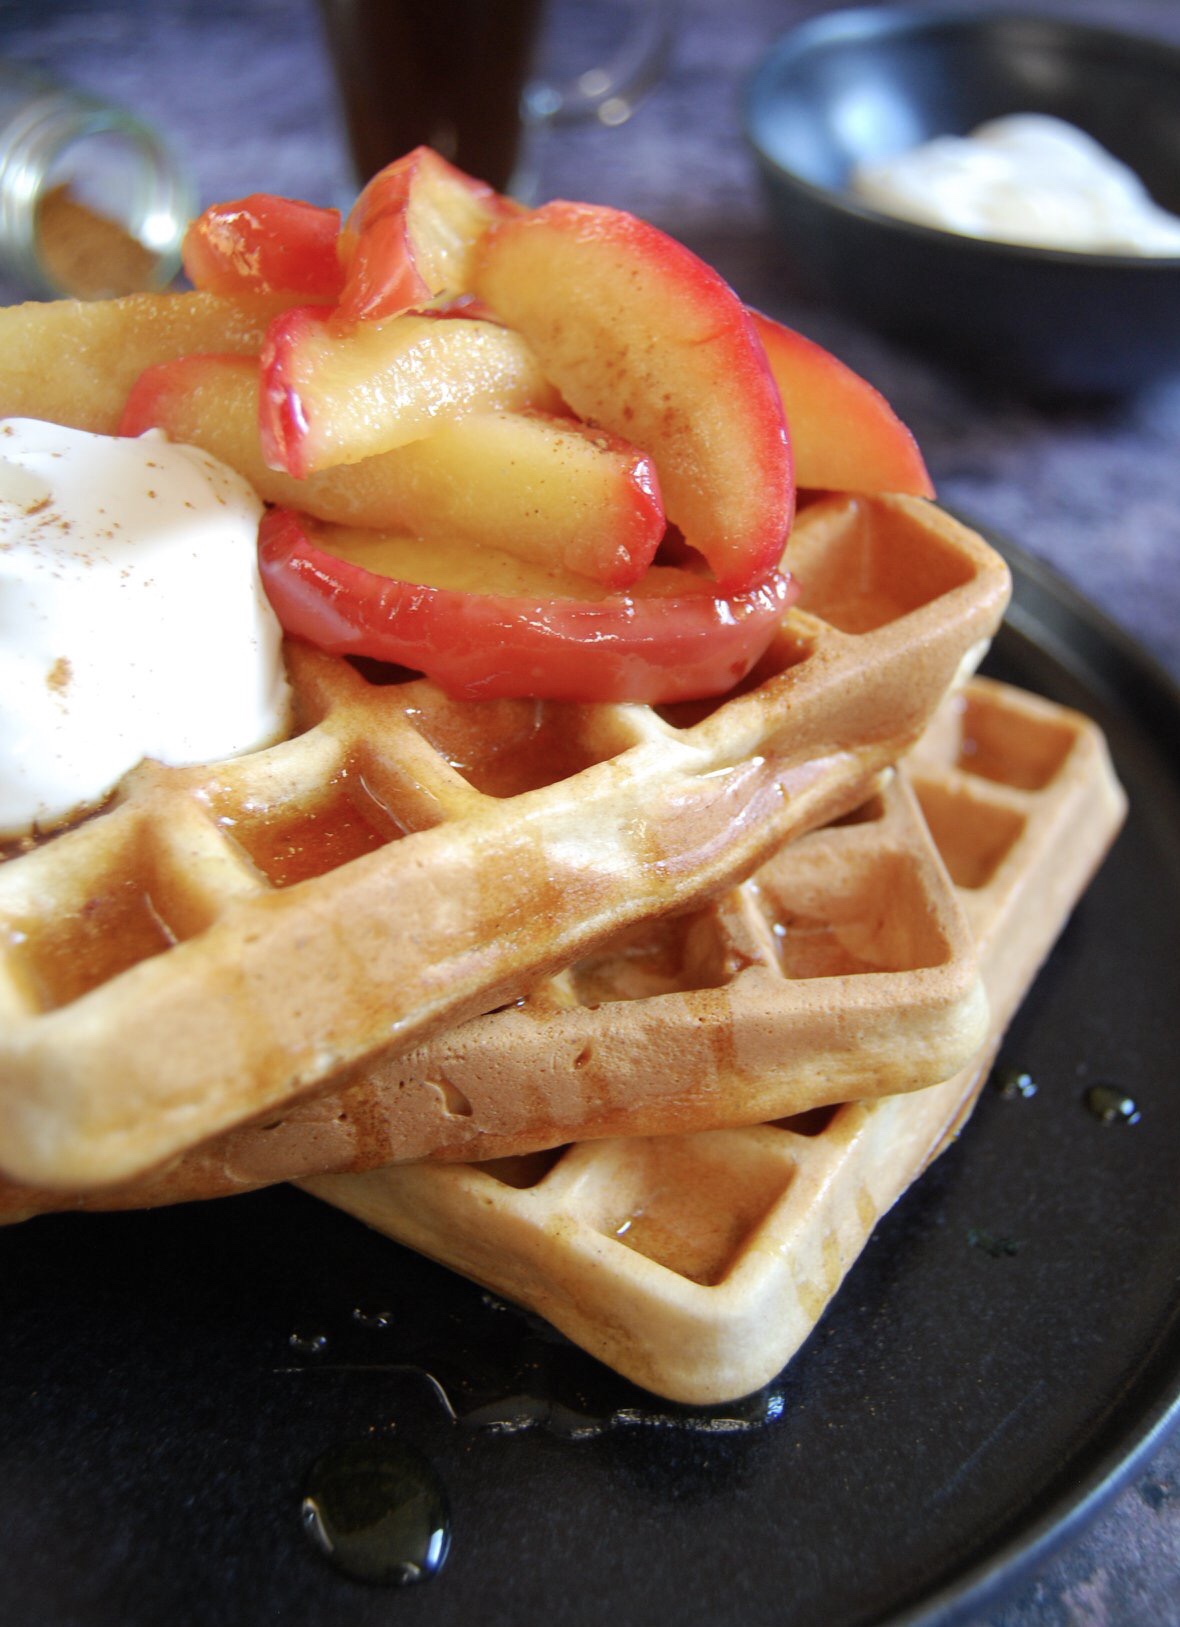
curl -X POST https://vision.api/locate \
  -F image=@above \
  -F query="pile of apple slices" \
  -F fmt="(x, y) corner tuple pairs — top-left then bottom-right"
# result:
(122, 147), (934, 704)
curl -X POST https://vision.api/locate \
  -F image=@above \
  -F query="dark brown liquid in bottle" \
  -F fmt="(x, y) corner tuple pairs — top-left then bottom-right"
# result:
(317, 0), (546, 190)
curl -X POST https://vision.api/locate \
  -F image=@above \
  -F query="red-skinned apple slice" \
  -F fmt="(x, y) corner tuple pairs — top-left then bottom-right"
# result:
(748, 310), (935, 498)
(182, 194), (345, 303)
(121, 353), (664, 588)
(337, 146), (512, 324)
(472, 201), (794, 595)
(259, 305), (562, 477)
(258, 508), (796, 703)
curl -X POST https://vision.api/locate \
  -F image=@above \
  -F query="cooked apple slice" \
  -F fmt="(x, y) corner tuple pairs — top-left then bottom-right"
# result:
(748, 310), (934, 498)
(182, 194), (345, 303)
(472, 201), (794, 595)
(0, 289), (289, 434)
(259, 305), (562, 477)
(259, 507), (795, 703)
(337, 146), (511, 324)
(121, 353), (664, 587)
(343, 409), (665, 588)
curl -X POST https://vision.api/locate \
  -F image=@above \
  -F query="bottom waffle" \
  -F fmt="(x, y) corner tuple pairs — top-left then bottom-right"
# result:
(304, 677), (1126, 1404)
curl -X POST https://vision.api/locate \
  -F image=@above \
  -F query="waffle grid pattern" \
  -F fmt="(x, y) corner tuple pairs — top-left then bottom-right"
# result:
(189, 769), (989, 1185)
(0, 762), (986, 1217)
(306, 679), (1126, 1404)
(0, 495), (1010, 1189)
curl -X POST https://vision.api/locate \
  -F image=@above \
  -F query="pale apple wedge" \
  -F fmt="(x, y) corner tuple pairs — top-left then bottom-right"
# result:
(347, 409), (665, 587)
(260, 305), (562, 477)
(121, 353), (664, 587)
(0, 290), (290, 435)
(472, 201), (794, 594)
(182, 194), (345, 303)
(749, 310), (935, 498)
(337, 146), (512, 324)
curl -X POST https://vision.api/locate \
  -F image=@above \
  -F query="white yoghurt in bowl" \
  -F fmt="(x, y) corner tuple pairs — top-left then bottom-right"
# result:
(0, 419), (290, 838)
(851, 114), (1180, 256)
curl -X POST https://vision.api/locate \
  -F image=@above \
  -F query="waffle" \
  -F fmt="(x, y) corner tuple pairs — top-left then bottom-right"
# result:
(0, 493), (1009, 1193)
(303, 678), (1126, 1404)
(0, 755), (989, 1218)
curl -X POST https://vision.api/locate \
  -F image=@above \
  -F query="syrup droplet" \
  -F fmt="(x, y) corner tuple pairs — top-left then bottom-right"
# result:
(463, 1394), (602, 1440)
(996, 1067), (1037, 1100)
(460, 1385), (786, 1438)
(351, 1307), (395, 1330)
(288, 1329), (329, 1356)
(1084, 1085), (1141, 1125)
(301, 1439), (451, 1586)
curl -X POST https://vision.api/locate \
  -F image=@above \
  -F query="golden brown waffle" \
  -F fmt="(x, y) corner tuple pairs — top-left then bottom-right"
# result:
(303, 678), (1126, 1404)
(0, 494), (1008, 1192)
(0, 757), (987, 1218)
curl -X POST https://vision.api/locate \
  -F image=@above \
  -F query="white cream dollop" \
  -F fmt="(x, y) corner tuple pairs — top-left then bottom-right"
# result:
(851, 114), (1180, 255)
(0, 419), (290, 838)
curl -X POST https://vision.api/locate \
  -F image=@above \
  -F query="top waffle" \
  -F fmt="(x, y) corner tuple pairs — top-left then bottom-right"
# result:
(0, 730), (989, 1218)
(0, 493), (1009, 1191)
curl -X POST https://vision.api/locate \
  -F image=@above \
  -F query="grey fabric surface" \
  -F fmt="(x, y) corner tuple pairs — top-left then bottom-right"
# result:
(1, 0), (1177, 1620)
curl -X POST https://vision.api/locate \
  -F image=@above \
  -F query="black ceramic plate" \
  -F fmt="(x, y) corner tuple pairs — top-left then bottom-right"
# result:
(3, 532), (1179, 1627)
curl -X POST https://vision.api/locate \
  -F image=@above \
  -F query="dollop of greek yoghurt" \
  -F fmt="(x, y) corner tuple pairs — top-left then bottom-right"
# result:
(851, 114), (1180, 255)
(0, 419), (290, 838)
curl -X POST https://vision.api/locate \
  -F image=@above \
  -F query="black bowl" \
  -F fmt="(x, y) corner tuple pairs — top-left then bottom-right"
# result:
(743, 7), (1180, 395)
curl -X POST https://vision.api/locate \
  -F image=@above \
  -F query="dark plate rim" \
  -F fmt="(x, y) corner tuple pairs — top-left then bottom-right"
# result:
(741, 5), (1180, 271)
(879, 515), (1180, 1627)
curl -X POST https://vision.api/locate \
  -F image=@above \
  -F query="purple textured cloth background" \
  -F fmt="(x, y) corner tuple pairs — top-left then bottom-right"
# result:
(1, 1), (1177, 1620)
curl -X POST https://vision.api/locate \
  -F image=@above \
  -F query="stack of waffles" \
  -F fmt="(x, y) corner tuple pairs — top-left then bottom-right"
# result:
(0, 491), (1125, 1403)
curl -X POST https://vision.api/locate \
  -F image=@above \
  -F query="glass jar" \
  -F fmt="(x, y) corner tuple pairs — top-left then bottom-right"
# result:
(0, 61), (195, 300)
